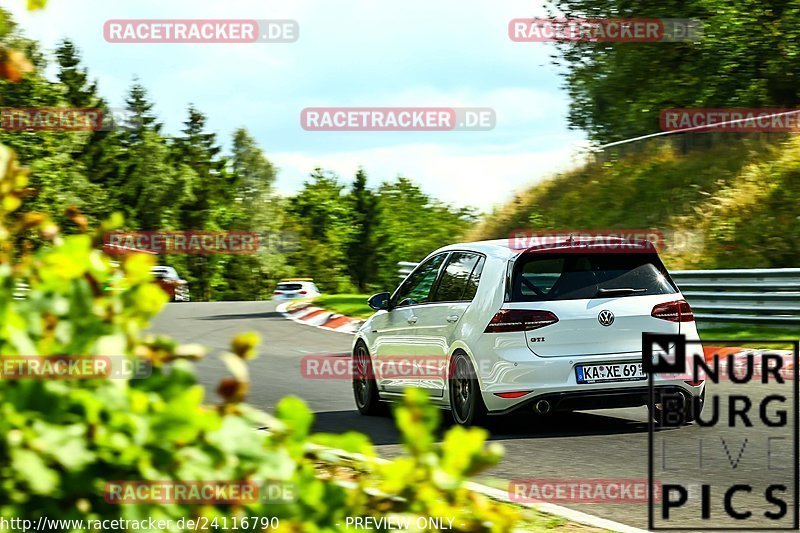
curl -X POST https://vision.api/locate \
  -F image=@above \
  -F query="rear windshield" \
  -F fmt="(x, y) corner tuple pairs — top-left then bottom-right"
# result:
(277, 283), (303, 290)
(510, 253), (677, 302)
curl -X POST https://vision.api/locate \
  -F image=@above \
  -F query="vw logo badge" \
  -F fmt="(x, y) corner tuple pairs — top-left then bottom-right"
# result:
(598, 310), (615, 327)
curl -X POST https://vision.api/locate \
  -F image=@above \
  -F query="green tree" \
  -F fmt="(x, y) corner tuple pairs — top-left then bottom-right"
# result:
(215, 128), (284, 300)
(285, 169), (354, 292)
(0, 16), (107, 230)
(172, 105), (228, 300)
(174, 105), (226, 227)
(345, 168), (377, 292)
(372, 177), (477, 290)
(551, 0), (800, 144)
(54, 39), (122, 215)
(55, 39), (98, 108)
(230, 128), (275, 199)
(111, 81), (177, 230)
(123, 78), (162, 138)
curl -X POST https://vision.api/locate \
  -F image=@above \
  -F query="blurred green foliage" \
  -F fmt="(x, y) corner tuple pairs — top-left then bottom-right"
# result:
(0, 143), (520, 531)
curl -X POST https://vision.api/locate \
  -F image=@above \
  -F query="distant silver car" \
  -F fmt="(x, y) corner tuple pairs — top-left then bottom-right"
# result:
(353, 237), (705, 427)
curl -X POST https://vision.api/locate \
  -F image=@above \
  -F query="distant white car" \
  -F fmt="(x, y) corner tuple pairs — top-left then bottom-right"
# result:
(353, 237), (706, 427)
(273, 279), (320, 300)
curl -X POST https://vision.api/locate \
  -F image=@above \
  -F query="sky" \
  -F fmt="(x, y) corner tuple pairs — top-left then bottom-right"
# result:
(3, 0), (588, 212)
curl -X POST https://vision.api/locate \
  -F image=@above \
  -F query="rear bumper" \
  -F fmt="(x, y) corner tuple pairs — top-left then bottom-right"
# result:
(466, 332), (705, 413)
(488, 385), (702, 416)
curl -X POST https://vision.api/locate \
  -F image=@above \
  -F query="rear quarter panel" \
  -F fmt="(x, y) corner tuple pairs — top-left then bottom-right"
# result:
(448, 254), (508, 385)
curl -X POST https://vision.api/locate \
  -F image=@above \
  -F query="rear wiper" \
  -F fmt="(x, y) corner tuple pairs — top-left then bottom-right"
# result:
(596, 287), (647, 296)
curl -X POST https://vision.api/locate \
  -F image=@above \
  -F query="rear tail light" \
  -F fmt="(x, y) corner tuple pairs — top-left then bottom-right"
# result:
(299, 290), (307, 295)
(651, 300), (694, 322)
(484, 309), (559, 333)
(273, 290), (280, 294)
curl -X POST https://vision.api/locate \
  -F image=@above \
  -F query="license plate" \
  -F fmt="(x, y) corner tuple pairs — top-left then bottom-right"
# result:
(576, 362), (646, 384)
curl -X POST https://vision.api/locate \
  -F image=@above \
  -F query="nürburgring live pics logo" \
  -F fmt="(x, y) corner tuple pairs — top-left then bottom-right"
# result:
(644, 333), (799, 530)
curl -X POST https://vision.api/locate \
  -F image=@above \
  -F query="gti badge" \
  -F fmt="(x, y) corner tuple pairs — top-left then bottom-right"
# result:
(598, 310), (615, 327)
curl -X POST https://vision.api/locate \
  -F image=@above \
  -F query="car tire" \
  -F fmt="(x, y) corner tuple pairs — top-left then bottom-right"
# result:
(651, 388), (704, 426)
(352, 341), (385, 416)
(449, 351), (488, 427)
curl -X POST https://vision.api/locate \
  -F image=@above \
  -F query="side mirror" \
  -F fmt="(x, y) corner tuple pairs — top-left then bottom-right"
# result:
(367, 292), (391, 311)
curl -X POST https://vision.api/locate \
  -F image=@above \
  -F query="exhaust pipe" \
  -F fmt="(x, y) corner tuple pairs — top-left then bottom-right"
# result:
(534, 400), (551, 415)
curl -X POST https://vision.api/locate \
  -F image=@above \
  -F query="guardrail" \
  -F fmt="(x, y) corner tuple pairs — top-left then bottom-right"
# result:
(397, 262), (800, 324)
(397, 261), (418, 279)
(671, 268), (800, 324)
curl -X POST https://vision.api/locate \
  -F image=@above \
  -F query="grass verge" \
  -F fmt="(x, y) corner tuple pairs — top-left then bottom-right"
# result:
(697, 322), (798, 349)
(317, 463), (606, 532)
(312, 293), (374, 319)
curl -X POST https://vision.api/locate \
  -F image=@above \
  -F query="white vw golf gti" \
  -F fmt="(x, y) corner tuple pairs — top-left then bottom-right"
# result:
(352, 236), (705, 426)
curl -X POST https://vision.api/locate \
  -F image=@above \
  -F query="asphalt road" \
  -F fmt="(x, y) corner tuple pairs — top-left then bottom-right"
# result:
(152, 301), (798, 532)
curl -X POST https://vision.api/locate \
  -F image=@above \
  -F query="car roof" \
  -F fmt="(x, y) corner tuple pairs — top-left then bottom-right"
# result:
(430, 235), (656, 260)
(432, 239), (521, 259)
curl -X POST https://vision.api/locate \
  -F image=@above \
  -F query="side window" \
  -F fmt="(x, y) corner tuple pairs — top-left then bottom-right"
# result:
(433, 252), (483, 302)
(394, 254), (446, 307)
(461, 256), (485, 301)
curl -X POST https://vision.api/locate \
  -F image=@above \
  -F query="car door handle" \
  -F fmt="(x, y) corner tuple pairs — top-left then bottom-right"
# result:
(407, 316), (418, 324)
(446, 315), (460, 323)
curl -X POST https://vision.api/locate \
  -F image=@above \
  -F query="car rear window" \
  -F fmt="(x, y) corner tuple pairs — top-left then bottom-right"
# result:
(511, 253), (677, 302)
(277, 283), (302, 290)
